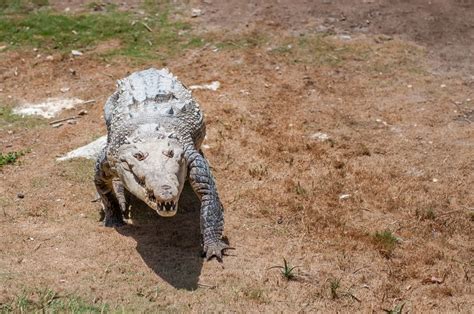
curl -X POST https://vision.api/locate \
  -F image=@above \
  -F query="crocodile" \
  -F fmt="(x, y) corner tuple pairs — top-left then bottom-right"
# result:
(94, 68), (229, 260)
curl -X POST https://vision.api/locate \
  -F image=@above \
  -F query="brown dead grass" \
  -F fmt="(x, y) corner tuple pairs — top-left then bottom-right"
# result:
(0, 1), (473, 313)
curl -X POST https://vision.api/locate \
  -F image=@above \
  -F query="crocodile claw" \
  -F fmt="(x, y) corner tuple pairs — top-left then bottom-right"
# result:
(203, 240), (232, 261)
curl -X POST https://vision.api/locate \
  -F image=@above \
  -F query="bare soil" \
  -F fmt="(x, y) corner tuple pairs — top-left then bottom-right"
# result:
(1, 0), (473, 312)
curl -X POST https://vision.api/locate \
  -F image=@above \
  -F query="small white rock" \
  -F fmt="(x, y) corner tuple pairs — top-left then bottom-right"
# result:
(60, 87), (70, 93)
(189, 81), (220, 91)
(191, 8), (202, 17)
(440, 84), (446, 88)
(45, 55), (54, 61)
(432, 178), (438, 182)
(339, 194), (351, 200)
(71, 50), (83, 56)
(309, 132), (330, 142)
(338, 34), (352, 40)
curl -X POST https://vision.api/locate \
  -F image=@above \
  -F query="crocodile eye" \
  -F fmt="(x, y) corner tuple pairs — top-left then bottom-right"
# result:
(162, 149), (174, 158)
(133, 151), (148, 161)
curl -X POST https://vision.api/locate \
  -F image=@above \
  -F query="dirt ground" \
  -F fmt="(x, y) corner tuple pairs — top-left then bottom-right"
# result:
(1, 0), (473, 312)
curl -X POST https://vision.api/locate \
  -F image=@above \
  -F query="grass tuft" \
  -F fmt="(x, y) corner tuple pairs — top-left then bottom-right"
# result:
(383, 302), (405, 314)
(373, 230), (399, 258)
(248, 164), (268, 180)
(294, 181), (307, 196)
(0, 288), (110, 313)
(0, 150), (26, 167)
(329, 278), (340, 299)
(269, 258), (299, 281)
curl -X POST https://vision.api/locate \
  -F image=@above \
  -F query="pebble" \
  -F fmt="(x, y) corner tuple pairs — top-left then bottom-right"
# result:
(338, 34), (352, 40)
(309, 132), (330, 142)
(17, 193), (25, 199)
(71, 50), (83, 56)
(191, 8), (202, 17)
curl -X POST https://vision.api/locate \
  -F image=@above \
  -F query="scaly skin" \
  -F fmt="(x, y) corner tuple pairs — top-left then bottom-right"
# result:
(94, 68), (229, 260)
(184, 142), (229, 260)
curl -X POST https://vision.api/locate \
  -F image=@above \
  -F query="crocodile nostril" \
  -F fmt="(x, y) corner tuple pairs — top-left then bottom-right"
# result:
(161, 184), (171, 190)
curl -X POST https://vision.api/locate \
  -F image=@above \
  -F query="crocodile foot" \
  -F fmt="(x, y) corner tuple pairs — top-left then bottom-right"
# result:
(203, 240), (232, 261)
(104, 215), (126, 227)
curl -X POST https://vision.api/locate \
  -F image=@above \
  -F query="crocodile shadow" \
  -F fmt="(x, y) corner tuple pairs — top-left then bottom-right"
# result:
(116, 181), (202, 290)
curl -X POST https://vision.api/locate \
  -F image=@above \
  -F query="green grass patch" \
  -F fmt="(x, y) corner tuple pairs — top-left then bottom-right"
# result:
(0, 0), (49, 14)
(0, 103), (46, 130)
(0, 288), (110, 313)
(373, 230), (399, 258)
(0, 4), (204, 61)
(0, 150), (27, 168)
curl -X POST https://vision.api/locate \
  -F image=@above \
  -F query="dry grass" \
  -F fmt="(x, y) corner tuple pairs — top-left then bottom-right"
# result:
(0, 1), (472, 312)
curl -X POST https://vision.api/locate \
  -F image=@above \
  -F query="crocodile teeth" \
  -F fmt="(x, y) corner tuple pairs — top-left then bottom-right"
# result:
(158, 201), (176, 211)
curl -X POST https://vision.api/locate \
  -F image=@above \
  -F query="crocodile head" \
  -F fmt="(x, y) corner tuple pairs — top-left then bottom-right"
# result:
(115, 134), (186, 217)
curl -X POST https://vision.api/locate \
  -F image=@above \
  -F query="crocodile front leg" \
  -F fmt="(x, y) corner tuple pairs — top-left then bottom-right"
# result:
(185, 148), (229, 260)
(94, 149), (125, 227)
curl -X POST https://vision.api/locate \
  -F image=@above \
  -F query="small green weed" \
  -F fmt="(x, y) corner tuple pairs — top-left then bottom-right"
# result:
(383, 302), (405, 314)
(373, 230), (399, 258)
(294, 181), (307, 196)
(269, 258), (299, 280)
(329, 278), (340, 299)
(0, 150), (25, 167)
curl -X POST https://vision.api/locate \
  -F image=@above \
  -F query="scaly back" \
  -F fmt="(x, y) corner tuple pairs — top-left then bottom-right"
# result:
(104, 68), (205, 156)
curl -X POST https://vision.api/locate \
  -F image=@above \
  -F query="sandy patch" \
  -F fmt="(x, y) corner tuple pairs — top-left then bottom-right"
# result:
(13, 97), (85, 118)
